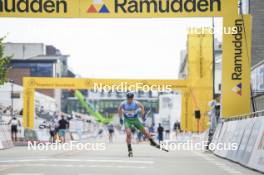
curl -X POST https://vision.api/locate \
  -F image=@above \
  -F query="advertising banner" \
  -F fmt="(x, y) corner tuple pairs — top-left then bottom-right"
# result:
(0, 0), (238, 18)
(251, 63), (264, 91)
(241, 118), (262, 166)
(211, 123), (222, 146)
(214, 121), (228, 156)
(0, 126), (4, 149)
(226, 119), (249, 161)
(236, 118), (255, 163)
(248, 117), (264, 172)
(222, 15), (252, 118)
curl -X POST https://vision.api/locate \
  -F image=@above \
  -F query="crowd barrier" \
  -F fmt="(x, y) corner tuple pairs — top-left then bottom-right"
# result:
(24, 128), (72, 143)
(0, 124), (14, 150)
(0, 117), (93, 148)
(211, 112), (264, 173)
(69, 119), (97, 140)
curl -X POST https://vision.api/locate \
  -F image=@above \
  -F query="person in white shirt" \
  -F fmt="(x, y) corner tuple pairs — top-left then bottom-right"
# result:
(8, 117), (21, 142)
(49, 120), (57, 143)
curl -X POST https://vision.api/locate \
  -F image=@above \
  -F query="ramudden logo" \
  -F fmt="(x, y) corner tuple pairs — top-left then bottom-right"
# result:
(232, 83), (242, 96)
(87, 0), (110, 13)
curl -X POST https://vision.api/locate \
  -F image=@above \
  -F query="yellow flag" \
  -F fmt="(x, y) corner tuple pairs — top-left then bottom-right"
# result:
(222, 15), (252, 118)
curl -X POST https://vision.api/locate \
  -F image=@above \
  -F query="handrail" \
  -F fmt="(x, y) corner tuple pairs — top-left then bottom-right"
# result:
(251, 59), (264, 71)
(223, 110), (264, 122)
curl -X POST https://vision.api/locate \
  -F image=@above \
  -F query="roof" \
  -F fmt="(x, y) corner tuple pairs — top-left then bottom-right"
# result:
(11, 54), (69, 63)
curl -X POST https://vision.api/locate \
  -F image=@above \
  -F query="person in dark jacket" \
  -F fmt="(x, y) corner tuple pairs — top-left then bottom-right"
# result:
(58, 115), (69, 143)
(157, 123), (164, 143)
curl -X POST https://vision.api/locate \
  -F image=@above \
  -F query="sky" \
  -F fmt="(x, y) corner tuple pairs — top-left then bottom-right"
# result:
(0, 17), (222, 79)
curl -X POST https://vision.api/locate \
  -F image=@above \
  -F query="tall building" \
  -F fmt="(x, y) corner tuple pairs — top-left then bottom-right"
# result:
(4, 43), (74, 113)
(248, 0), (264, 66)
(242, 0), (264, 111)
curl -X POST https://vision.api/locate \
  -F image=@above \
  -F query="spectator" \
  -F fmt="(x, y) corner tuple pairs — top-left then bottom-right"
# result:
(49, 120), (57, 143)
(173, 121), (181, 137)
(157, 123), (164, 143)
(165, 126), (170, 139)
(107, 124), (114, 143)
(8, 116), (21, 142)
(58, 115), (69, 143)
(207, 94), (221, 149)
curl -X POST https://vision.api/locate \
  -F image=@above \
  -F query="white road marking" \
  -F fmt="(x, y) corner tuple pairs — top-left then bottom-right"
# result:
(227, 170), (242, 174)
(0, 159), (154, 164)
(193, 151), (242, 174)
(5, 174), (43, 175)
(214, 163), (226, 166)
(0, 164), (148, 169)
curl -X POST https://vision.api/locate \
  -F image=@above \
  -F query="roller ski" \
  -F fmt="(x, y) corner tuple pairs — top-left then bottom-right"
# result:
(149, 138), (169, 152)
(128, 151), (133, 158)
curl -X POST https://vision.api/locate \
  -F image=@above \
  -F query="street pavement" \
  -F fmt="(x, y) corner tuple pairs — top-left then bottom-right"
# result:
(0, 137), (262, 175)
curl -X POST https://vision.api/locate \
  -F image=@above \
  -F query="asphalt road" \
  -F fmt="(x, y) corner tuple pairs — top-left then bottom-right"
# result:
(0, 139), (262, 175)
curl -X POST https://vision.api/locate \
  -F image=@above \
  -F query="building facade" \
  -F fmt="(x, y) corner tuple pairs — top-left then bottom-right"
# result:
(66, 90), (159, 117)
(249, 0), (264, 67)
(4, 43), (74, 113)
(244, 0), (264, 111)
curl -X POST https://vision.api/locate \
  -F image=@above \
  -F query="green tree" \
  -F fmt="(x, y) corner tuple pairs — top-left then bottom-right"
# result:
(0, 37), (11, 85)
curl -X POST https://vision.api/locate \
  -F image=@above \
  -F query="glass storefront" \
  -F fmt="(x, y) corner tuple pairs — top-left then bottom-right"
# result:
(12, 63), (53, 77)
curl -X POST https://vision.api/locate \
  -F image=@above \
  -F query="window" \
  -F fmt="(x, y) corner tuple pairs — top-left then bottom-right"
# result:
(12, 63), (53, 77)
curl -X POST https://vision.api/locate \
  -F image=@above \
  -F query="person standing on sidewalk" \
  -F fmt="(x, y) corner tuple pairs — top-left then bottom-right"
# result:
(207, 94), (221, 149)
(58, 115), (69, 143)
(157, 123), (164, 143)
(173, 121), (181, 137)
(107, 124), (114, 143)
(49, 120), (57, 143)
(8, 116), (21, 142)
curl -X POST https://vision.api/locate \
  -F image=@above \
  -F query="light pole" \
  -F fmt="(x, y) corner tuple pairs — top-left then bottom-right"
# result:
(212, 17), (215, 98)
(9, 79), (14, 118)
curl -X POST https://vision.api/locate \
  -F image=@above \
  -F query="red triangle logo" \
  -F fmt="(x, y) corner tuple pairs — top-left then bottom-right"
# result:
(87, 5), (97, 13)
(237, 90), (242, 96)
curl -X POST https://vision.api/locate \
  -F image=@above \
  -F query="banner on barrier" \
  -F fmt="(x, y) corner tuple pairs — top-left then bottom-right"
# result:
(236, 119), (255, 164)
(226, 119), (250, 161)
(211, 123), (222, 146)
(214, 121), (238, 157)
(214, 117), (264, 173)
(248, 117), (264, 172)
(214, 121), (228, 156)
(221, 15), (252, 118)
(240, 118), (261, 165)
(0, 126), (4, 149)
(0, 125), (14, 149)
(251, 63), (264, 92)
